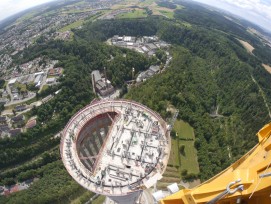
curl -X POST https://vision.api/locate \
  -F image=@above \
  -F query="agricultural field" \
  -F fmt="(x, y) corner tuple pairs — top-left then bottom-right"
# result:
(157, 10), (174, 19)
(157, 166), (182, 190)
(238, 39), (255, 54)
(112, 0), (181, 19)
(59, 20), (84, 32)
(58, 11), (105, 32)
(262, 63), (271, 74)
(116, 9), (147, 19)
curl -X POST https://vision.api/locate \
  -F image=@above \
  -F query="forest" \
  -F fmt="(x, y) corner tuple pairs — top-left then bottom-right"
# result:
(1, 1), (271, 203)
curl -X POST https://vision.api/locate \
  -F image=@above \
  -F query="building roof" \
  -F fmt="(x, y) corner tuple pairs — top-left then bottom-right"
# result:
(48, 69), (55, 75)
(15, 105), (26, 112)
(61, 99), (170, 196)
(25, 119), (37, 129)
(8, 78), (17, 85)
(0, 116), (6, 122)
(92, 70), (102, 82)
(147, 43), (157, 50)
(46, 78), (56, 83)
(96, 80), (106, 89)
(0, 125), (10, 133)
(12, 115), (24, 122)
(48, 68), (63, 76)
(167, 183), (179, 194)
(149, 65), (160, 73)
(9, 128), (21, 137)
(34, 74), (43, 84)
(34, 71), (44, 76)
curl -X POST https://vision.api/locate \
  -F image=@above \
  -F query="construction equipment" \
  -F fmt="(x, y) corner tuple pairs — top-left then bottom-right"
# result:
(161, 123), (271, 204)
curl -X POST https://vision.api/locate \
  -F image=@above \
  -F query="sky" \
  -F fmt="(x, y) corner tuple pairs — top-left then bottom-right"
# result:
(0, 0), (55, 21)
(193, 0), (271, 32)
(0, 0), (271, 32)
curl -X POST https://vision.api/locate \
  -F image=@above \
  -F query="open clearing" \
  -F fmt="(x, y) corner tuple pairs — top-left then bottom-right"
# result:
(238, 39), (255, 54)
(159, 120), (199, 189)
(112, 0), (181, 19)
(263, 64), (271, 74)
(174, 120), (200, 174)
(116, 9), (147, 19)
(168, 138), (180, 166)
(157, 10), (174, 19)
(58, 11), (104, 32)
(59, 20), (84, 32)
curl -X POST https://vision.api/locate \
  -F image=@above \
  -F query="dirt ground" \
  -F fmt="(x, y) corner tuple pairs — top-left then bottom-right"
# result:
(238, 39), (255, 53)
(263, 64), (271, 74)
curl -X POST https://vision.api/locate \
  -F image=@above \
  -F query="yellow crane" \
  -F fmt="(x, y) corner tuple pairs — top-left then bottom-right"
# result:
(161, 123), (271, 204)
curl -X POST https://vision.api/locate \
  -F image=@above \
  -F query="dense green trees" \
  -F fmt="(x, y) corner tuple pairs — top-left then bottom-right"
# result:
(1, 18), (154, 203)
(0, 161), (87, 204)
(1, 1), (271, 202)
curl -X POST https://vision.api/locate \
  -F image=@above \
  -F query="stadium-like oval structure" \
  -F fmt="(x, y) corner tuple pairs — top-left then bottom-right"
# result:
(60, 99), (170, 203)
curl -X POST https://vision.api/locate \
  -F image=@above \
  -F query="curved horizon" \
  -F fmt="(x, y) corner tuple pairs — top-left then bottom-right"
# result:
(0, 0), (56, 22)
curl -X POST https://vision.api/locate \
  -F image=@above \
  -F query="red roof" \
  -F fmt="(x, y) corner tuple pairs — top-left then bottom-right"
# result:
(10, 185), (19, 193)
(26, 119), (37, 129)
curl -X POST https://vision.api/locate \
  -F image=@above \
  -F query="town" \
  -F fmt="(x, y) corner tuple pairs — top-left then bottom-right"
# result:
(109, 35), (172, 83)
(0, 0), (121, 77)
(0, 0), (174, 198)
(0, 57), (63, 139)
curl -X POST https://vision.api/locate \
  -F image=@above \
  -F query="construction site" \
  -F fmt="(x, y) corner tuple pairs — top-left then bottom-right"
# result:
(60, 99), (171, 204)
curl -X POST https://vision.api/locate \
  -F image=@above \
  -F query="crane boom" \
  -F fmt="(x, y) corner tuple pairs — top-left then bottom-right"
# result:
(161, 123), (271, 204)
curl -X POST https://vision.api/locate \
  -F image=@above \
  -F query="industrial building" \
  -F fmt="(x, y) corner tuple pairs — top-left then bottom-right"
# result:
(136, 65), (160, 83)
(110, 35), (170, 55)
(60, 99), (171, 203)
(91, 70), (114, 97)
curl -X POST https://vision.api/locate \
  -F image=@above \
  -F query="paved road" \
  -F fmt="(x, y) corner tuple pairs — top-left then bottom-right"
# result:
(4, 92), (36, 107)
(6, 83), (13, 102)
(38, 69), (49, 94)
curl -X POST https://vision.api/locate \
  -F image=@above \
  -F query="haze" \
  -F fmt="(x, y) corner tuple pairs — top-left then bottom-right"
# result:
(0, 0), (271, 32)
(0, 0), (55, 21)
(194, 0), (271, 32)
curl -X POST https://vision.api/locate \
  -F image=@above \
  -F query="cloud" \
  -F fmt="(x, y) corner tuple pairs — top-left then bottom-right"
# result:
(0, 0), (55, 21)
(192, 0), (271, 32)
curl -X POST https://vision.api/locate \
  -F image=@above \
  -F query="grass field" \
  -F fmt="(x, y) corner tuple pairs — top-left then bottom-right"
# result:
(41, 84), (49, 92)
(173, 120), (199, 174)
(168, 138), (180, 166)
(92, 195), (106, 204)
(70, 190), (93, 204)
(174, 120), (194, 139)
(176, 5), (184, 9)
(139, 0), (156, 6)
(158, 10), (174, 19)
(116, 9), (147, 19)
(158, 166), (181, 190)
(59, 20), (84, 32)
(59, 11), (106, 32)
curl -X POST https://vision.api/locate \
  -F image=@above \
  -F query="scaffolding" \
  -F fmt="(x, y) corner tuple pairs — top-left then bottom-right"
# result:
(60, 99), (171, 203)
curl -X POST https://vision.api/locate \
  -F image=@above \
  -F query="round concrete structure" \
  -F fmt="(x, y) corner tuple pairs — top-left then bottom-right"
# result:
(60, 99), (170, 203)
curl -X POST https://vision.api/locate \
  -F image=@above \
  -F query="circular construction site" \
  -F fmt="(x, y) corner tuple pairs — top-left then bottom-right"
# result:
(60, 99), (170, 201)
